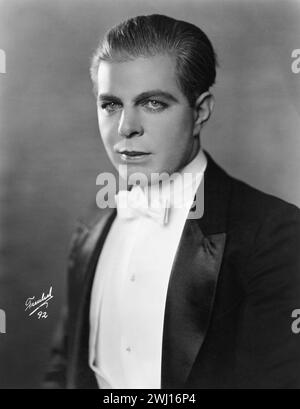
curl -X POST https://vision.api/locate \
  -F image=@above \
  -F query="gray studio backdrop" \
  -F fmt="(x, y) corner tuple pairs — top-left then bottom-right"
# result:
(0, 0), (299, 388)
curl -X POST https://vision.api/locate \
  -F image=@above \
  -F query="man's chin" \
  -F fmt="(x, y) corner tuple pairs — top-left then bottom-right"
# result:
(116, 166), (177, 190)
(117, 166), (153, 188)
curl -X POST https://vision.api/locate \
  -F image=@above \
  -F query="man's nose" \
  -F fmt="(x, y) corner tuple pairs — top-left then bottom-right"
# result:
(118, 108), (144, 138)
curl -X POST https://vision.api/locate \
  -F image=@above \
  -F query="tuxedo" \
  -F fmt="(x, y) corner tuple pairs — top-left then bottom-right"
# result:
(44, 152), (300, 389)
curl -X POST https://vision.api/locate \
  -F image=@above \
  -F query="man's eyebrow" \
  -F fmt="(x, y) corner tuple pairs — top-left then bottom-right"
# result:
(97, 90), (179, 104)
(134, 90), (179, 104)
(98, 94), (122, 103)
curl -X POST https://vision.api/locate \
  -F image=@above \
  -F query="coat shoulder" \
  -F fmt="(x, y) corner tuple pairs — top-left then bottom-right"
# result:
(226, 170), (300, 225)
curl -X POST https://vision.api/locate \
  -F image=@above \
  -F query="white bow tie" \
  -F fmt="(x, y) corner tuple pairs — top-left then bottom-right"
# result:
(115, 186), (170, 225)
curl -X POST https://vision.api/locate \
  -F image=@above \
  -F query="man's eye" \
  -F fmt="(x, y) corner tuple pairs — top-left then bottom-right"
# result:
(100, 102), (121, 113)
(143, 100), (167, 111)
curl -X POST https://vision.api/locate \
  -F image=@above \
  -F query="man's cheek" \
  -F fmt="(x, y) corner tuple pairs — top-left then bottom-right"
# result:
(99, 121), (117, 142)
(145, 114), (169, 132)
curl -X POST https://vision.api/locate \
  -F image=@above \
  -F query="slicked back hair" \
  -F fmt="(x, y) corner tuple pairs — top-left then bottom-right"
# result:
(90, 14), (218, 106)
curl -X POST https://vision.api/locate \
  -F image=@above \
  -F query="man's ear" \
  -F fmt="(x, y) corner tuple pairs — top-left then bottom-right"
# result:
(193, 91), (215, 136)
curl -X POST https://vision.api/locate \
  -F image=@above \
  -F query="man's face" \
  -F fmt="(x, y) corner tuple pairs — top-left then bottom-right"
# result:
(96, 54), (200, 184)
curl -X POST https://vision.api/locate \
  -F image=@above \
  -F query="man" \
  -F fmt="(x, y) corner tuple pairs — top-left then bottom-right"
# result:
(44, 14), (300, 389)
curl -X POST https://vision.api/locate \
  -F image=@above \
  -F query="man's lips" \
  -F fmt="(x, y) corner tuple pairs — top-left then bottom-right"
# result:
(118, 150), (151, 156)
(116, 150), (152, 163)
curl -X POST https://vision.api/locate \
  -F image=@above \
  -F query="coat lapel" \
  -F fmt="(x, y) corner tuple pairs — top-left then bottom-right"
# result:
(161, 152), (231, 388)
(68, 207), (116, 388)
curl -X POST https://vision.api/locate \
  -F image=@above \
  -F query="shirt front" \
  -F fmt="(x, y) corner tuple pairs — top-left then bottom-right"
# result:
(89, 149), (207, 389)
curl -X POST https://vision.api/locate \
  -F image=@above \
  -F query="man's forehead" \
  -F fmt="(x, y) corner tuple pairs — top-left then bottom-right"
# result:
(97, 54), (180, 96)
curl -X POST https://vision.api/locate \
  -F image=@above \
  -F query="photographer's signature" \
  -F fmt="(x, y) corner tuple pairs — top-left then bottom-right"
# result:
(25, 286), (53, 318)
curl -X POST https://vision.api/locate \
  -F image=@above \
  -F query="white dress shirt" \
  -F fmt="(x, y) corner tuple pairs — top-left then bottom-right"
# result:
(89, 149), (207, 389)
